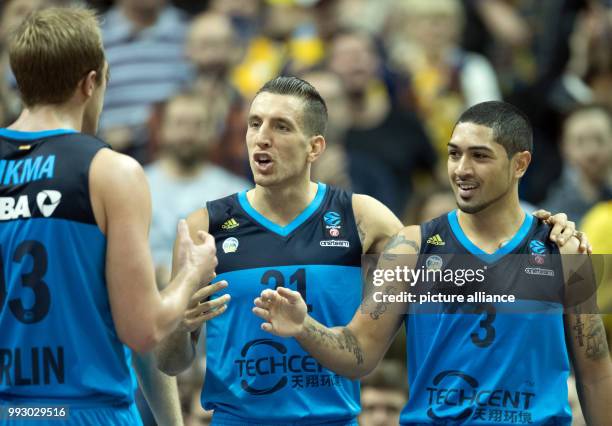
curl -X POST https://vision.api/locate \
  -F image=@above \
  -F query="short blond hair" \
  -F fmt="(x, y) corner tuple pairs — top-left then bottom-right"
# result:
(8, 6), (105, 106)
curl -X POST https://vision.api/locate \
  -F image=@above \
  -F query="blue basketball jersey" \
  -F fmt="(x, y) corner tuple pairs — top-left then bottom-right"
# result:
(205, 183), (362, 425)
(0, 129), (136, 407)
(401, 211), (571, 425)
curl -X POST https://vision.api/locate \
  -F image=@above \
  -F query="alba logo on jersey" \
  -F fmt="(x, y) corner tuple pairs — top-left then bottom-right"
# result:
(235, 339), (328, 395)
(36, 190), (62, 217)
(0, 190), (61, 220)
(0, 195), (30, 220)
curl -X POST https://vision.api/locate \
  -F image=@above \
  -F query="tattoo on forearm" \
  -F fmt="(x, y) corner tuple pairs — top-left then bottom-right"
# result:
(573, 312), (609, 360)
(585, 315), (609, 360)
(304, 323), (364, 366)
(573, 314), (585, 347)
(381, 235), (419, 260)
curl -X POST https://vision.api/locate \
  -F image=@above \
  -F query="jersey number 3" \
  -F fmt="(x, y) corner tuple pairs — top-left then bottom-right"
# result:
(471, 303), (496, 348)
(0, 241), (50, 324)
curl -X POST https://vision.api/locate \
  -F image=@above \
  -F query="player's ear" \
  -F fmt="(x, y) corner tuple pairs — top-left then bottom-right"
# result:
(80, 70), (98, 99)
(307, 135), (326, 163)
(513, 151), (531, 178)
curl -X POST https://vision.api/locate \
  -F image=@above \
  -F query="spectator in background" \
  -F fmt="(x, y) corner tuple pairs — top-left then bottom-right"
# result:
(186, 11), (249, 177)
(145, 91), (250, 284)
(231, 1), (325, 99)
(385, 0), (501, 161)
(209, 0), (262, 43)
(543, 104), (612, 223)
(359, 360), (408, 426)
(461, 0), (589, 204)
(302, 68), (409, 205)
(300, 69), (352, 189)
(327, 28), (436, 216)
(100, 0), (191, 162)
(562, 0), (612, 111)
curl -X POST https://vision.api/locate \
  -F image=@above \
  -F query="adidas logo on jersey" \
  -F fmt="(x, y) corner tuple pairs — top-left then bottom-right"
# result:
(427, 234), (445, 246)
(222, 218), (239, 230)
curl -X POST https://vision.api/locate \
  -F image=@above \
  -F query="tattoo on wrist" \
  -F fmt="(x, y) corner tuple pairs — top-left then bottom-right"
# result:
(368, 286), (396, 320)
(304, 323), (364, 366)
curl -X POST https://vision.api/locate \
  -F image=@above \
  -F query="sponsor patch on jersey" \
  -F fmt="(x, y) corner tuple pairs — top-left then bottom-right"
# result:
(525, 267), (555, 277)
(222, 237), (239, 253)
(320, 240), (350, 248)
(221, 218), (239, 230)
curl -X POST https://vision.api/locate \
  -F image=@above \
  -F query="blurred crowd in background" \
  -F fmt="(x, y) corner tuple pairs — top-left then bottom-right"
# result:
(1, 0), (611, 425)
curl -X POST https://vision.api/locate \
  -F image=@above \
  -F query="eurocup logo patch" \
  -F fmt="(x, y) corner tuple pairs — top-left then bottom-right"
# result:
(529, 240), (547, 266)
(323, 211), (341, 226)
(529, 240), (547, 255)
(322, 211), (343, 239)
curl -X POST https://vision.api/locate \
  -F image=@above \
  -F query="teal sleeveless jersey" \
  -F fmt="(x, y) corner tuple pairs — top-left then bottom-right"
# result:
(0, 129), (136, 407)
(402, 211), (571, 425)
(204, 184), (362, 425)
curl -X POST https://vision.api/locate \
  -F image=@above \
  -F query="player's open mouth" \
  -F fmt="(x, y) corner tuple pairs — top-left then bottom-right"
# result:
(456, 182), (479, 198)
(253, 152), (273, 172)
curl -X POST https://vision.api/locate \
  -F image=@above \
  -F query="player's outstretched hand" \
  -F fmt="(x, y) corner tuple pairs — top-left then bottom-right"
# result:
(532, 210), (592, 254)
(174, 219), (218, 288)
(253, 287), (307, 337)
(178, 280), (230, 333)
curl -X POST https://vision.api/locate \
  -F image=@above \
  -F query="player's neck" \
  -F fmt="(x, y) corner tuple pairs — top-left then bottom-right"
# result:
(457, 197), (526, 253)
(8, 105), (82, 133)
(249, 180), (319, 227)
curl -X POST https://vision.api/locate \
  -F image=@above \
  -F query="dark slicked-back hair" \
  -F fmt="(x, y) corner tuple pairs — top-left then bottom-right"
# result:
(456, 101), (533, 157)
(256, 76), (328, 137)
